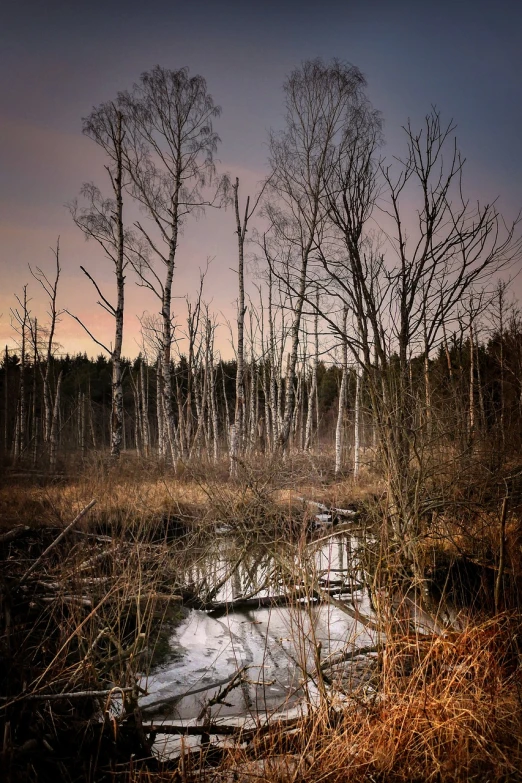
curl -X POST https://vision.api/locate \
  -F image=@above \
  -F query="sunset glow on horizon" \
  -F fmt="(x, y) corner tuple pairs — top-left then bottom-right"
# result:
(2, 0), (522, 359)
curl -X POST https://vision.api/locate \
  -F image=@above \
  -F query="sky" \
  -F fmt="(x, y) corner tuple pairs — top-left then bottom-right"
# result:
(1, 0), (522, 359)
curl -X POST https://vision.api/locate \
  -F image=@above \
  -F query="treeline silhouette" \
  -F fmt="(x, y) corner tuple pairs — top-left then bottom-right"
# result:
(3, 311), (522, 469)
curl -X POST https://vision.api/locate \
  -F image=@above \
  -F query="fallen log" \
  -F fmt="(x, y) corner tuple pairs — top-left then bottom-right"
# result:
(77, 549), (113, 572)
(297, 497), (360, 519)
(120, 592), (183, 605)
(0, 686), (135, 705)
(202, 584), (358, 614)
(206, 592), (303, 614)
(272, 553), (380, 632)
(311, 526), (366, 545)
(71, 530), (113, 543)
(40, 595), (93, 607)
(146, 722), (243, 736)
(144, 715), (301, 738)
(20, 499), (97, 583)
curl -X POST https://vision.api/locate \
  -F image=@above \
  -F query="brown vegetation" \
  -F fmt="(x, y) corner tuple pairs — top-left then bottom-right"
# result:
(0, 453), (521, 782)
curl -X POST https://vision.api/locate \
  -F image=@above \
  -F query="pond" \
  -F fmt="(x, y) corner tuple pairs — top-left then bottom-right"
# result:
(140, 530), (379, 748)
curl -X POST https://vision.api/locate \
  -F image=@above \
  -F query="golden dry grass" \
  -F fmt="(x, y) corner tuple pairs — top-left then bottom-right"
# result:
(0, 452), (383, 536)
(196, 616), (522, 783)
(3, 452), (522, 782)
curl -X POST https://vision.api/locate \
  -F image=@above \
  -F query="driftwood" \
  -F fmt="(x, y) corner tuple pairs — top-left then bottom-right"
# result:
(297, 496), (360, 519)
(141, 671), (244, 714)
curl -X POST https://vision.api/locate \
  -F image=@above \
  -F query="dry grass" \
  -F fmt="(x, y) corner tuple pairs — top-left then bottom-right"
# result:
(2, 452), (522, 782)
(0, 451), (382, 541)
(188, 616), (521, 783)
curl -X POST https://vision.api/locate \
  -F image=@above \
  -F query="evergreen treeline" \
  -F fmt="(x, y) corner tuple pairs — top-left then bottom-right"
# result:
(3, 311), (522, 469)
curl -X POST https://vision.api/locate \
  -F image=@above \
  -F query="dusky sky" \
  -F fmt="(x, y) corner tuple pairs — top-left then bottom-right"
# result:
(2, 0), (522, 358)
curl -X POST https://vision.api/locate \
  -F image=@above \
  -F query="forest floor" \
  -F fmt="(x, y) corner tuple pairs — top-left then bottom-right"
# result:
(1, 452), (522, 782)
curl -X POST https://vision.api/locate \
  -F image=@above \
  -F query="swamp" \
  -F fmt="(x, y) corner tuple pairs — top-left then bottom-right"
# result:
(2, 54), (522, 783)
(1, 453), (522, 782)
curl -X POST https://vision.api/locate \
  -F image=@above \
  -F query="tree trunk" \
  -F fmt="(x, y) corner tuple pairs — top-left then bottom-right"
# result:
(305, 295), (319, 451)
(353, 361), (361, 479)
(49, 370), (63, 472)
(110, 112), (125, 459)
(335, 311), (349, 475)
(140, 359), (150, 457)
(4, 347), (9, 457)
(156, 355), (165, 459)
(231, 178), (247, 474)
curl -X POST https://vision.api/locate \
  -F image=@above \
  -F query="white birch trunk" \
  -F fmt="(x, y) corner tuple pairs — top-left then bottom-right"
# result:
(156, 356), (165, 459)
(353, 362), (361, 479)
(335, 310), (349, 475)
(49, 370), (62, 472)
(140, 359), (150, 457)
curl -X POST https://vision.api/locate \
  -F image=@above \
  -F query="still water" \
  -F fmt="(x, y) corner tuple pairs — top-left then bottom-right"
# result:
(140, 533), (378, 727)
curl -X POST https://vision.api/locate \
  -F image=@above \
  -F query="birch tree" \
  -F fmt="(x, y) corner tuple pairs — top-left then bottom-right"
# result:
(10, 287), (29, 462)
(119, 66), (222, 464)
(30, 240), (62, 452)
(70, 103), (128, 458)
(264, 58), (368, 451)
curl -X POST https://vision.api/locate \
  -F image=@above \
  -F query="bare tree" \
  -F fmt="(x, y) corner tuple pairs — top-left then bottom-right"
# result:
(70, 103), (128, 458)
(230, 177), (266, 473)
(264, 58), (368, 451)
(10, 286), (30, 462)
(30, 239), (62, 451)
(304, 287), (319, 451)
(315, 109), (520, 549)
(119, 65), (222, 464)
(335, 306), (349, 475)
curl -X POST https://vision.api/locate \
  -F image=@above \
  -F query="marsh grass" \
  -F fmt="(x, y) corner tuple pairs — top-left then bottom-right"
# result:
(2, 453), (522, 782)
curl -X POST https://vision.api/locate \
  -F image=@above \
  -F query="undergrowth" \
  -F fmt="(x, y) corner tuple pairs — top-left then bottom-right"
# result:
(1, 453), (521, 782)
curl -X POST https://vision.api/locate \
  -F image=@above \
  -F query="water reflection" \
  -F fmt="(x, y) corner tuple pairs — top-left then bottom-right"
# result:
(141, 534), (377, 725)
